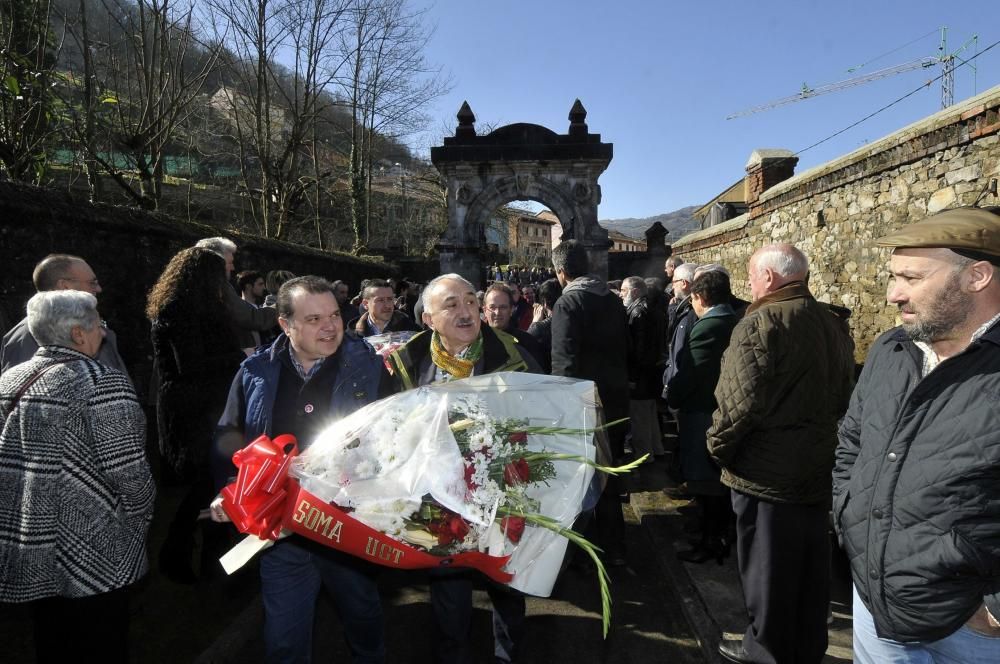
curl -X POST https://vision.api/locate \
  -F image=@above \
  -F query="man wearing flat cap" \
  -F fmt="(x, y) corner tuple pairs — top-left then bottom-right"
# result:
(834, 206), (1000, 662)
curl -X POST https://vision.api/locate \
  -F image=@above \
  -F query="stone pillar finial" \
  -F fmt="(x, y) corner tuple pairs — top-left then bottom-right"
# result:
(456, 101), (476, 138)
(569, 99), (588, 136)
(645, 221), (667, 258)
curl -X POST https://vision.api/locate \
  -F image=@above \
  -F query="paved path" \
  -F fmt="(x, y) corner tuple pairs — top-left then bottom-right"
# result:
(2, 453), (854, 663)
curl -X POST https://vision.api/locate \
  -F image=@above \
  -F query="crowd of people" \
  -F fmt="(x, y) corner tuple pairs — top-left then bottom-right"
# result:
(2, 205), (1000, 664)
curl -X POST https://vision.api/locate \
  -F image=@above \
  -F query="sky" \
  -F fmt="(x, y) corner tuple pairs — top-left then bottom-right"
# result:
(414, 0), (1000, 220)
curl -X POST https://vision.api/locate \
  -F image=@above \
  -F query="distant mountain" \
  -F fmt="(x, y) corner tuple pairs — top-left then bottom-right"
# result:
(599, 205), (700, 241)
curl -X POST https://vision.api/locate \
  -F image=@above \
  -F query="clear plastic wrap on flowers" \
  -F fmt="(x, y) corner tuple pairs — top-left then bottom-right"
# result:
(364, 331), (417, 370)
(291, 371), (606, 597)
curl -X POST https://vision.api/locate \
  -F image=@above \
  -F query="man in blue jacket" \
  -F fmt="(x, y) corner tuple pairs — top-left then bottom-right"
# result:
(214, 275), (386, 663)
(834, 206), (1000, 663)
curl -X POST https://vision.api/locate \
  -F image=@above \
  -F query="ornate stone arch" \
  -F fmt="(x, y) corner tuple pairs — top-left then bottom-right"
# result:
(431, 100), (613, 285)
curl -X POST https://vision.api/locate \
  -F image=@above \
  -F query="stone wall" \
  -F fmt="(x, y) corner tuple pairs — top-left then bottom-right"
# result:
(670, 85), (1000, 361)
(0, 180), (396, 397)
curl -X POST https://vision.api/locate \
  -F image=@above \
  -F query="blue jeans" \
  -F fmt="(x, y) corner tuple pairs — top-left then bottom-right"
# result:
(854, 586), (1000, 663)
(260, 538), (384, 663)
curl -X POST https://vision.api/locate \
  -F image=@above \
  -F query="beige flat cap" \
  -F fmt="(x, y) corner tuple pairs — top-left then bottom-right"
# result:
(876, 208), (1000, 257)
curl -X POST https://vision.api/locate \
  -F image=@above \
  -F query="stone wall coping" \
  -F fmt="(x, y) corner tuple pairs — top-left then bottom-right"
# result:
(0, 179), (389, 269)
(746, 148), (795, 169)
(671, 212), (750, 249)
(759, 83), (1000, 204)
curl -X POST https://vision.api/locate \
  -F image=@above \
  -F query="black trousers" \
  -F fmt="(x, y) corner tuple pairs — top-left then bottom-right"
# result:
(429, 568), (526, 664)
(732, 491), (829, 664)
(32, 586), (130, 663)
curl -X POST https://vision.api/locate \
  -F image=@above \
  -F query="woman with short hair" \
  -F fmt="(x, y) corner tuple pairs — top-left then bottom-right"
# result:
(0, 290), (154, 662)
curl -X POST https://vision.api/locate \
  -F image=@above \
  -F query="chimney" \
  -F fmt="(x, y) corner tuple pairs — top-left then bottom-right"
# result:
(744, 149), (797, 214)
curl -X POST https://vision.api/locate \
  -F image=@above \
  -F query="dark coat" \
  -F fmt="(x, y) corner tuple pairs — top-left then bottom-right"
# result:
(348, 310), (420, 337)
(153, 304), (245, 479)
(663, 299), (696, 389)
(834, 324), (1000, 643)
(551, 276), (629, 417)
(666, 304), (738, 413)
(625, 297), (662, 399)
(503, 326), (544, 370)
(706, 282), (854, 505)
(526, 318), (553, 374)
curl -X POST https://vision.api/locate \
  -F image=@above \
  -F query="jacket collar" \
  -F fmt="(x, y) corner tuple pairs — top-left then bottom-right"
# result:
(395, 325), (513, 376)
(37, 345), (94, 362)
(745, 281), (812, 316)
(698, 303), (736, 321)
(256, 332), (369, 373)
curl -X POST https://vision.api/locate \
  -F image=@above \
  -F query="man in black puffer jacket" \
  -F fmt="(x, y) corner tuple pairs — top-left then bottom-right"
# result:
(834, 206), (1000, 662)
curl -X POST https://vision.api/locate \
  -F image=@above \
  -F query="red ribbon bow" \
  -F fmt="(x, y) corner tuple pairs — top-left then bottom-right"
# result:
(220, 434), (299, 540)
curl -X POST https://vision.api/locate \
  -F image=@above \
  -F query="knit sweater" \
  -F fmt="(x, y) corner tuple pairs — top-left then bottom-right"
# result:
(0, 346), (155, 602)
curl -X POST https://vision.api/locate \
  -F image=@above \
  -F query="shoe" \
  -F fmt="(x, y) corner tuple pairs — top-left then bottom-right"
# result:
(718, 638), (753, 663)
(662, 483), (691, 499)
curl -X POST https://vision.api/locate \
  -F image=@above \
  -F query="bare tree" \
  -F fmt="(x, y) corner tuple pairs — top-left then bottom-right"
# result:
(58, 0), (219, 209)
(206, 0), (349, 239)
(339, 0), (449, 254)
(0, 0), (57, 184)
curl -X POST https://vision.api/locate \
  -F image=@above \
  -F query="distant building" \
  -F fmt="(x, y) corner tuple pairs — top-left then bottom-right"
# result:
(608, 229), (646, 252)
(486, 207), (557, 267)
(692, 180), (748, 230)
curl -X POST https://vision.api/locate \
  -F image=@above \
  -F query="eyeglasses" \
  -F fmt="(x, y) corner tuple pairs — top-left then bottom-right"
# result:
(63, 277), (101, 288)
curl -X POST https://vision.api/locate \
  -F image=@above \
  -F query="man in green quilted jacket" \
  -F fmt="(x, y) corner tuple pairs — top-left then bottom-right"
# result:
(707, 243), (854, 664)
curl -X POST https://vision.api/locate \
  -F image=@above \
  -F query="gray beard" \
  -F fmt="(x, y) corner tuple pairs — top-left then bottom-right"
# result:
(900, 273), (974, 343)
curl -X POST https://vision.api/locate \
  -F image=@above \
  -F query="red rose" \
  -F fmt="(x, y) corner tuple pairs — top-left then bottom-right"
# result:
(464, 463), (478, 490)
(430, 512), (469, 545)
(501, 516), (526, 543)
(448, 515), (469, 540)
(507, 431), (528, 445)
(503, 458), (531, 485)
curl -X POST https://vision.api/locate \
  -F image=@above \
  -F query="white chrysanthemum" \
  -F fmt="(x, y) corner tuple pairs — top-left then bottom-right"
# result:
(351, 498), (420, 536)
(353, 458), (379, 479)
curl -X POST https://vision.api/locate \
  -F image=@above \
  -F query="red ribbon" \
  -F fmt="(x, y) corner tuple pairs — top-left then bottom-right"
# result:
(220, 434), (513, 584)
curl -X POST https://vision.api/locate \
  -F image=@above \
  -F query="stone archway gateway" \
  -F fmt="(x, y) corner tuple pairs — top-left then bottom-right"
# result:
(430, 100), (613, 285)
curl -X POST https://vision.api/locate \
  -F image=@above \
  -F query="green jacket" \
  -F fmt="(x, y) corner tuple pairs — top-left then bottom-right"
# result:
(385, 326), (538, 391)
(666, 304), (738, 414)
(706, 282), (854, 505)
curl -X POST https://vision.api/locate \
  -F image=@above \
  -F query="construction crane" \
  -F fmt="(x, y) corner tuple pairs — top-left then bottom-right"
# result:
(726, 28), (978, 120)
(938, 28), (979, 108)
(726, 58), (936, 119)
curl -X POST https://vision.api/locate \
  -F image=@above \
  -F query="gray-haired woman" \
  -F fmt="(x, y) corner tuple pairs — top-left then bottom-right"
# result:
(0, 290), (155, 663)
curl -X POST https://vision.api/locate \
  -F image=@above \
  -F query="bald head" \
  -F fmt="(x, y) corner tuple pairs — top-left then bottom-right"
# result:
(748, 244), (809, 301)
(33, 254), (102, 296)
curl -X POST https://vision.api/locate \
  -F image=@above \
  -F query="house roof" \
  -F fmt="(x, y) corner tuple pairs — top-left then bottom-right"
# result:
(692, 180), (746, 219)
